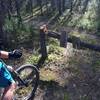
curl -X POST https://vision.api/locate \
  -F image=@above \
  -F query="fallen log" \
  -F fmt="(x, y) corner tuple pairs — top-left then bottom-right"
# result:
(48, 31), (100, 52)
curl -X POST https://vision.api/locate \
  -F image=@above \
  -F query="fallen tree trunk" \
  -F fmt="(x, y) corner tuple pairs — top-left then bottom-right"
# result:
(48, 31), (100, 52)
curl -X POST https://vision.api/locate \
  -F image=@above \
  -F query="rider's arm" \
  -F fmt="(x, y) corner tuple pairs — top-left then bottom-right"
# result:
(0, 51), (9, 59)
(0, 50), (22, 59)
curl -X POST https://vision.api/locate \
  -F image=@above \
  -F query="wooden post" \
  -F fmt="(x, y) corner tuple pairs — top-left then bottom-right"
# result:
(37, 25), (48, 68)
(60, 31), (67, 48)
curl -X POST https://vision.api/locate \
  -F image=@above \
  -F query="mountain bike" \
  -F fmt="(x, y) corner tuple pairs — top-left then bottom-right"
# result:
(0, 62), (39, 100)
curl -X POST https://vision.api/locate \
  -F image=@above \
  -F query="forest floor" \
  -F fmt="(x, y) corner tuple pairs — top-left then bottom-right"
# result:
(7, 30), (100, 100)
(6, 25), (99, 100)
(33, 27), (100, 100)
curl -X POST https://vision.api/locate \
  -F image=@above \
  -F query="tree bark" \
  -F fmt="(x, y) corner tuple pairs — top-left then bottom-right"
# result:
(51, 0), (55, 11)
(0, 0), (5, 40)
(62, 0), (65, 11)
(57, 0), (62, 15)
(37, 0), (43, 15)
(15, 0), (22, 27)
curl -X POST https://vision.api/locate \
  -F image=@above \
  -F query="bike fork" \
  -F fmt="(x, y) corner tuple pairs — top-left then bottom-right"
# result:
(13, 71), (28, 87)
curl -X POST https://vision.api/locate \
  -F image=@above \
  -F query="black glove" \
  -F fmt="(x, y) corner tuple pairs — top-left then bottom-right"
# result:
(9, 49), (22, 59)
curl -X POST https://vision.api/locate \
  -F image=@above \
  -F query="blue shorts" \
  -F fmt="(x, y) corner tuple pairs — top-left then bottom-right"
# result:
(0, 60), (15, 88)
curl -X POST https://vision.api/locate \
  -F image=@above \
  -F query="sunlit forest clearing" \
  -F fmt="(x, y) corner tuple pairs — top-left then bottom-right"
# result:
(0, 0), (100, 100)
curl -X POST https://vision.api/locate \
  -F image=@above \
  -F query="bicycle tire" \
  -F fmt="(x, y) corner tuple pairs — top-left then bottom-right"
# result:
(14, 64), (39, 100)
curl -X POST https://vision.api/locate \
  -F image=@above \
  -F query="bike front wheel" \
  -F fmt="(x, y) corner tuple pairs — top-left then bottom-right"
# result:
(14, 64), (39, 100)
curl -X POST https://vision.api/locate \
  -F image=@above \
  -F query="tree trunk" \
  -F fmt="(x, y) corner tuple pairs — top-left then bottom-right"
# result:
(62, 0), (65, 11)
(15, 0), (22, 27)
(57, 0), (62, 15)
(97, 0), (100, 31)
(29, 0), (33, 16)
(45, 0), (48, 15)
(70, 0), (73, 13)
(37, 0), (43, 15)
(51, 0), (55, 11)
(0, 0), (5, 40)
(0, 0), (8, 47)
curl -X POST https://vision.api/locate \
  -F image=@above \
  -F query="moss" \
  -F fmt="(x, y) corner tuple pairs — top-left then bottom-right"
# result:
(25, 54), (39, 64)
(64, 93), (70, 100)
(48, 38), (59, 46)
(40, 68), (58, 81)
(46, 44), (66, 63)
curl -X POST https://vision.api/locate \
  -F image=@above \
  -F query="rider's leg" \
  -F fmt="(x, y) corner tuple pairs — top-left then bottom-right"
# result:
(1, 82), (16, 100)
